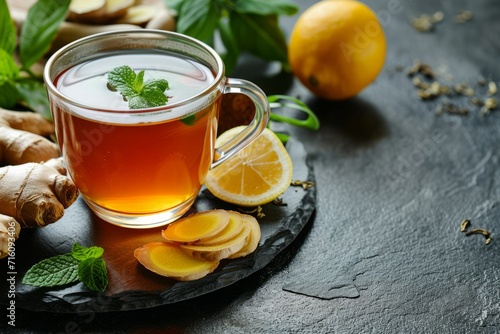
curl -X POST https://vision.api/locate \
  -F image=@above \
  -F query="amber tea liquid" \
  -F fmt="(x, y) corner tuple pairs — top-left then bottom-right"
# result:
(52, 52), (220, 217)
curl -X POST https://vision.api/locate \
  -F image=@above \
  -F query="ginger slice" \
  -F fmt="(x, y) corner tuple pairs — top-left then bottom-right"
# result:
(228, 214), (261, 259)
(67, 0), (106, 22)
(134, 242), (219, 281)
(116, 4), (156, 26)
(104, 0), (136, 20)
(180, 221), (252, 261)
(162, 210), (230, 243)
(195, 211), (244, 246)
(68, 0), (135, 24)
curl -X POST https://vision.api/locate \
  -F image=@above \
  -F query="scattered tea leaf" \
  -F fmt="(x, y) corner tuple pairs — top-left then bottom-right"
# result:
(460, 219), (471, 232)
(454, 10), (473, 24)
(239, 205), (265, 218)
(291, 180), (315, 190)
(460, 220), (492, 245)
(411, 11), (444, 32)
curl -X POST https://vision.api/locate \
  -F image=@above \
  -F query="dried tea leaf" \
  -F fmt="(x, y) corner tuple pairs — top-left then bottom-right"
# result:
(454, 10), (473, 24)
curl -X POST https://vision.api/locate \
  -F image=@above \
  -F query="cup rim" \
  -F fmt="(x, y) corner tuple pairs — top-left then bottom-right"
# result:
(43, 29), (225, 114)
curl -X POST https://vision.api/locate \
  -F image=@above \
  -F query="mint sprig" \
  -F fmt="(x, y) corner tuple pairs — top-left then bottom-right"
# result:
(22, 242), (108, 292)
(107, 65), (170, 109)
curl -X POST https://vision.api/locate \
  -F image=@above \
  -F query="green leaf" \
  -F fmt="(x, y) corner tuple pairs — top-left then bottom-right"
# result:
(19, 0), (71, 69)
(71, 243), (104, 261)
(218, 18), (240, 75)
(180, 113), (196, 126)
(0, 49), (20, 108)
(234, 0), (298, 16)
(22, 254), (79, 287)
(163, 0), (183, 12)
(0, 81), (20, 109)
(176, 0), (219, 45)
(229, 13), (288, 65)
(0, 0), (17, 54)
(78, 258), (108, 292)
(0, 48), (19, 83)
(107, 65), (170, 109)
(15, 78), (51, 118)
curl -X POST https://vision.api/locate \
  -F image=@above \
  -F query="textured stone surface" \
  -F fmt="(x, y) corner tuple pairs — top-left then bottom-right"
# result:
(4, 0), (500, 332)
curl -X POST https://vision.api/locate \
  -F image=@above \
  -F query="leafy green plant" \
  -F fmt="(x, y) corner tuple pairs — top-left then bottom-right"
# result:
(0, 0), (71, 118)
(165, 0), (298, 74)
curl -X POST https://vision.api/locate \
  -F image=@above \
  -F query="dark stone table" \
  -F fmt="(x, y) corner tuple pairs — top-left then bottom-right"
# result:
(5, 0), (500, 332)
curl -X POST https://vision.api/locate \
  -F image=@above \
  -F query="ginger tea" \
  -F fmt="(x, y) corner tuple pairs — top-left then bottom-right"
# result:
(52, 51), (220, 218)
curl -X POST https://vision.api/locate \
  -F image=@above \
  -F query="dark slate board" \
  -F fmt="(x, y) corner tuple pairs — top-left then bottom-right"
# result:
(0, 137), (315, 313)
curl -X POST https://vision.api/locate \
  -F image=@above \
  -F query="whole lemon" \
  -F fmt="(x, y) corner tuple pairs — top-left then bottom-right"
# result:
(288, 0), (386, 100)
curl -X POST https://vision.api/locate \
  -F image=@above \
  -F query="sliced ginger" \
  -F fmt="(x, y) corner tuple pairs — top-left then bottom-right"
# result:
(67, 0), (135, 24)
(116, 4), (156, 26)
(134, 242), (219, 281)
(228, 214), (261, 259)
(162, 209), (230, 243)
(195, 210), (244, 246)
(180, 220), (251, 261)
(135, 209), (261, 280)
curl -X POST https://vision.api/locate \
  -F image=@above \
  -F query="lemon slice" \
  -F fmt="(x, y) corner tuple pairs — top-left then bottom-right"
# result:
(205, 126), (293, 206)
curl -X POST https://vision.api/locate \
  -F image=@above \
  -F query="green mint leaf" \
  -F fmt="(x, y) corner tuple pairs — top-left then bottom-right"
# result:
(0, 0), (17, 54)
(180, 113), (196, 126)
(78, 258), (108, 292)
(234, 0), (298, 16)
(176, 0), (219, 45)
(15, 78), (51, 119)
(108, 66), (169, 109)
(22, 254), (79, 287)
(229, 13), (288, 65)
(71, 242), (104, 261)
(20, 0), (71, 69)
(108, 65), (140, 97)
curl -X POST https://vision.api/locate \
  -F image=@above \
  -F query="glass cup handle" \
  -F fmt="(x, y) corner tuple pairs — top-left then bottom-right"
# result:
(211, 78), (270, 168)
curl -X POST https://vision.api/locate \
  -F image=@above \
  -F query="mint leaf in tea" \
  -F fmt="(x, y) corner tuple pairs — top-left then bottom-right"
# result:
(107, 65), (170, 109)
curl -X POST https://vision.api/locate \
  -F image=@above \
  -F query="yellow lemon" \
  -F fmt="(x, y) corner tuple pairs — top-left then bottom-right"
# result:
(288, 0), (386, 100)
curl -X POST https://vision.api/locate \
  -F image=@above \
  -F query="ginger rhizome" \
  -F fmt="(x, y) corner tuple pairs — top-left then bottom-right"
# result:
(0, 108), (59, 165)
(0, 158), (79, 228)
(0, 108), (79, 258)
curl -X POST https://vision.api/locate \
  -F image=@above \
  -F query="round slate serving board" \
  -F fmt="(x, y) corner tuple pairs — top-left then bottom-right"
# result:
(0, 137), (315, 313)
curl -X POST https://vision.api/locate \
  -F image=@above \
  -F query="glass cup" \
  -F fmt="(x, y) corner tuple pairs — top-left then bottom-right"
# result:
(44, 30), (269, 229)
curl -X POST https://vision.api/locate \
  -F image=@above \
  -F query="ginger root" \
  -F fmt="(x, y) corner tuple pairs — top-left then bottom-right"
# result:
(0, 158), (79, 228)
(0, 214), (21, 259)
(0, 108), (59, 165)
(0, 109), (79, 259)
